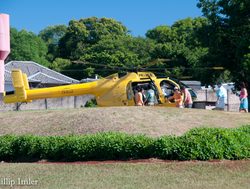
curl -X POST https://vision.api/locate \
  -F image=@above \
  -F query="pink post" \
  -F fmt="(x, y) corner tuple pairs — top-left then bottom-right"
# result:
(0, 14), (10, 94)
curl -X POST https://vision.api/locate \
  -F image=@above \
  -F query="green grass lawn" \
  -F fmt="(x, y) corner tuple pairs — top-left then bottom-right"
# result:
(0, 160), (249, 189)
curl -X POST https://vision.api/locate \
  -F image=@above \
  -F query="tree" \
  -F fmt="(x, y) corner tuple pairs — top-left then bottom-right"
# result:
(54, 17), (158, 78)
(146, 25), (174, 43)
(58, 17), (128, 60)
(50, 58), (71, 72)
(146, 17), (209, 79)
(39, 25), (67, 61)
(197, 0), (250, 84)
(9, 28), (49, 66)
(77, 36), (155, 77)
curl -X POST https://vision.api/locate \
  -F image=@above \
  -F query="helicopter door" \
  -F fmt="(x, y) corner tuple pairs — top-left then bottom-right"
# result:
(147, 77), (161, 104)
(126, 81), (135, 106)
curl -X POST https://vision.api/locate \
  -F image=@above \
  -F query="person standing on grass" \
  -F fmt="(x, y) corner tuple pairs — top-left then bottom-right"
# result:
(239, 82), (248, 113)
(134, 86), (144, 106)
(168, 87), (183, 108)
(180, 86), (193, 108)
(145, 85), (156, 106)
(215, 82), (227, 110)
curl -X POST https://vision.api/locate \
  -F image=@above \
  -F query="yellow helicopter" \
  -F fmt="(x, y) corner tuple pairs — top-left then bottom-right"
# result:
(3, 69), (196, 107)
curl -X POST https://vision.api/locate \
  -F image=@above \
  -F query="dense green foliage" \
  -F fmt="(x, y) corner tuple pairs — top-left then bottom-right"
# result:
(38, 25), (67, 62)
(84, 99), (97, 107)
(9, 28), (49, 66)
(0, 126), (249, 162)
(146, 17), (209, 78)
(197, 0), (250, 86)
(58, 17), (128, 59)
(55, 17), (155, 79)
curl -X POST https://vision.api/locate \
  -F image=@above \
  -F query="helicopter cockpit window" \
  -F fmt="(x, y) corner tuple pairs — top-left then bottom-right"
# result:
(160, 80), (175, 98)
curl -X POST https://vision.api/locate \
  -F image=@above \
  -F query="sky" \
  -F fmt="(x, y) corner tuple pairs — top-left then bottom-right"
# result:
(1, 0), (203, 37)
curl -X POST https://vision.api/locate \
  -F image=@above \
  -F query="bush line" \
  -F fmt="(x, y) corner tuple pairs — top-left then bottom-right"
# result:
(0, 126), (249, 162)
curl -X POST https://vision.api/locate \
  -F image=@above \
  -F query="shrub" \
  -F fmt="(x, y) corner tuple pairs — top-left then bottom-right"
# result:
(0, 126), (249, 162)
(84, 99), (97, 107)
(0, 135), (15, 161)
(152, 136), (181, 159)
(62, 133), (154, 161)
(177, 127), (250, 160)
(11, 135), (42, 161)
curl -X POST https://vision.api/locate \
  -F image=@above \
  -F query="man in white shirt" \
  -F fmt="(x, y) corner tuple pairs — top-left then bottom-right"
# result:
(215, 83), (227, 110)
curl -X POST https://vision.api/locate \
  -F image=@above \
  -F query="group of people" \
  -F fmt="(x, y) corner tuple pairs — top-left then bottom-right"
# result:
(134, 84), (193, 108)
(213, 81), (248, 112)
(134, 82), (249, 113)
(134, 85), (156, 106)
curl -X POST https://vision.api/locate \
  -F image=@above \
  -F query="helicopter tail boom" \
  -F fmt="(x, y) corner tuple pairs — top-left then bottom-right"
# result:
(3, 69), (103, 103)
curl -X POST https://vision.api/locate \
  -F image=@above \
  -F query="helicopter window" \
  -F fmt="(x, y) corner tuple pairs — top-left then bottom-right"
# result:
(160, 80), (175, 98)
(126, 82), (134, 100)
(132, 82), (149, 92)
(130, 82), (159, 104)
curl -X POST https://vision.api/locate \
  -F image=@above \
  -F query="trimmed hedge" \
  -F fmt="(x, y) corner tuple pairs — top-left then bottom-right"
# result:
(0, 126), (249, 162)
